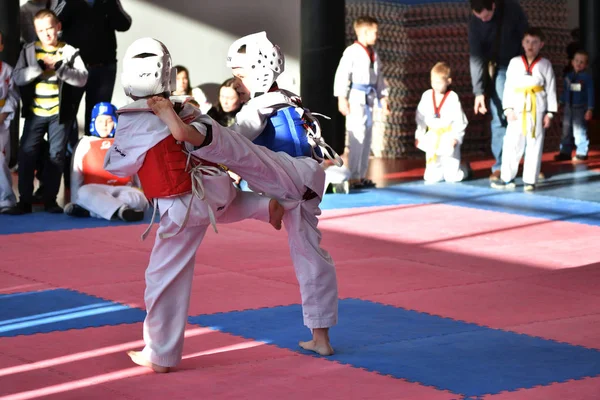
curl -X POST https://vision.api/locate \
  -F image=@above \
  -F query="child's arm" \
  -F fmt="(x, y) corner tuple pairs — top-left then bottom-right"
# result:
(106, 0), (132, 32)
(55, 46), (88, 88)
(586, 73), (595, 120)
(147, 96), (206, 146)
(12, 45), (43, 86)
(560, 75), (568, 105)
(502, 59), (518, 121)
(414, 93), (428, 145)
(333, 49), (352, 115)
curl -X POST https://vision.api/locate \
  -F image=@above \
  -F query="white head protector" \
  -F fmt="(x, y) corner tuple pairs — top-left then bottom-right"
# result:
(121, 38), (176, 98)
(226, 31), (285, 98)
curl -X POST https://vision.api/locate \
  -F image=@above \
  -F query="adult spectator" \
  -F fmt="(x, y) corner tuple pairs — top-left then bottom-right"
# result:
(468, 0), (528, 182)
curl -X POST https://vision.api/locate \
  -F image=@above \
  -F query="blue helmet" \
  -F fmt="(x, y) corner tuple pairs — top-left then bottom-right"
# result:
(90, 102), (118, 138)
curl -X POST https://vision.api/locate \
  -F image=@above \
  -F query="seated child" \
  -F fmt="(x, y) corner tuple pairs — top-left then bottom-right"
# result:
(415, 62), (470, 183)
(65, 102), (148, 221)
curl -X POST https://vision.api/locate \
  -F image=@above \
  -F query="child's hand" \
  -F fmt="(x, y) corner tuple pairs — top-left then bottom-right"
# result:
(585, 110), (594, 121)
(42, 54), (58, 70)
(148, 96), (174, 116)
(543, 114), (552, 129)
(0, 112), (8, 125)
(228, 170), (242, 184)
(380, 97), (391, 116)
(505, 109), (517, 122)
(338, 97), (350, 116)
(452, 139), (459, 148)
(414, 139), (419, 147)
(232, 78), (250, 104)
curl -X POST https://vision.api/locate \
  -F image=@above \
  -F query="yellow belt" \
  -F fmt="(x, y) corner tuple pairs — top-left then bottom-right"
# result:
(515, 85), (544, 138)
(0, 99), (5, 107)
(425, 125), (452, 164)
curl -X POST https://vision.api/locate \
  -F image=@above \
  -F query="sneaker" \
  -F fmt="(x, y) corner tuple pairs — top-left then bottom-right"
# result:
(573, 155), (588, 162)
(524, 184), (535, 192)
(0, 201), (32, 215)
(32, 187), (44, 205)
(118, 206), (145, 222)
(490, 180), (516, 190)
(331, 181), (350, 194)
(64, 203), (91, 218)
(44, 201), (63, 214)
(554, 153), (571, 161)
(489, 170), (501, 182)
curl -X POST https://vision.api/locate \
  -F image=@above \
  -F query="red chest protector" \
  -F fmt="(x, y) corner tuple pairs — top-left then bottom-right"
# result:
(82, 138), (133, 186)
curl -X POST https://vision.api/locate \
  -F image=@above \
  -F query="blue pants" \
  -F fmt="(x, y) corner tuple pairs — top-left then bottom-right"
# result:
(489, 68), (508, 172)
(560, 105), (589, 156)
(18, 114), (68, 204)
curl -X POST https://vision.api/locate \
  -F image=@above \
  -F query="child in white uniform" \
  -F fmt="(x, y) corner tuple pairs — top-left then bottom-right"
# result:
(103, 38), (284, 373)
(492, 27), (557, 191)
(415, 62), (470, 183)
(0, 30), (19, 213)
(333, 16), (390, 189)
(66, 102), (149, 221)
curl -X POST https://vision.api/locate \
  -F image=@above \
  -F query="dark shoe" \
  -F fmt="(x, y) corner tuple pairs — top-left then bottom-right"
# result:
(32, 187), (44, 205)
(554, 153), (571, 161)
(1, 202), (32, 215)
(489, 170), (501, 182)
(573, 155), (588, 162)
(360, 179), (376, 188)
(349, 181), (364, 190)
(118, 206), (145, 222)
(64, 203), (91, 218)
(44, 201), (63, 214)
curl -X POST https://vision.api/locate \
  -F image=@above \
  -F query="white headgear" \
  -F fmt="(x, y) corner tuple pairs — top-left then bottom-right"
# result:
(226, 31), (285, 98)
(121, 38), (176, 98)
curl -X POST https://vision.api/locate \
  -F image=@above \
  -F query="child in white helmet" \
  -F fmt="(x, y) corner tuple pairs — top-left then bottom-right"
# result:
(65, 102), (149, 221)
(152, 32), (340, 356)
(103, 37), (285, 373)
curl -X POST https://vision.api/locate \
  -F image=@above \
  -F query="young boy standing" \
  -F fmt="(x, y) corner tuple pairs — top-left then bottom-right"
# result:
(334, 16), (390, 189)
(0, 30), (20, 213)
(492, 27), (557, 192)
(6, 9), (87, 215)
(554, 49), (595, 162)
(415, 62), (470, 183)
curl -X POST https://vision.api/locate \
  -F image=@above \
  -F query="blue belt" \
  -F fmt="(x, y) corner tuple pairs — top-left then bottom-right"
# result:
(351, 83), (376, 94)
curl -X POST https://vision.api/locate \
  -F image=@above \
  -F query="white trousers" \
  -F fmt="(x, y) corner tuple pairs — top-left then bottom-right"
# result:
(500, 112), (545, 185)
(192, 124), (338, 330)
(141, 191), (271, 367)
(423, 146), (467, 183)
(77, 184), (149, 220)
(0, 128), (16, 209)
(346, 101), (373, 181)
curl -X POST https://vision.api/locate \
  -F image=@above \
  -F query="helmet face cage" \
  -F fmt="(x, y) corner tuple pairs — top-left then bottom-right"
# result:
(90, 102), (118, 138)
(121, 38), (174, 98)
(226, 32), (285, 98)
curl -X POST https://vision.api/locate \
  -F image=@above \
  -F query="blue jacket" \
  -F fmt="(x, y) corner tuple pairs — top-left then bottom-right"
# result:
(561, 71), (595, 109)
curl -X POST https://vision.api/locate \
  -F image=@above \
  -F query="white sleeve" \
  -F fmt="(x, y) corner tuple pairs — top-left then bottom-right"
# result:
(415, 93), (428, 140)
(229, 102), (273, 141)
(544, 61), (558, 113)
(450, 93), (468, 143)
(55, 45), (88, 88)
(12, 45), (43, 86)
(333, 48), (353, 98)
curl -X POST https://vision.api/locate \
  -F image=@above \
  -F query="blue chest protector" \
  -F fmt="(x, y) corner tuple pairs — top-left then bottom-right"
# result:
(253, 106), (313, 158)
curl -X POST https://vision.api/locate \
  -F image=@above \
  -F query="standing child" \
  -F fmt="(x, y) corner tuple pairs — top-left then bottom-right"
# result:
(554, 49), (594, 162)
(5, 9), (87, 215)
(65, 102), (149, 221)
(161, 32), (339, 356)
(0, 30), (20, 213)
(415, 62), (470, 183)
(492, 27), (557, 191)
(333, 15), (390, 189)
(103, 38), (285, 373)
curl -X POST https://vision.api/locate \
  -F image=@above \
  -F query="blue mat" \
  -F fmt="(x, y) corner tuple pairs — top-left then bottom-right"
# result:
(0, 289), (146, 337)
(189, 299), (600, 397)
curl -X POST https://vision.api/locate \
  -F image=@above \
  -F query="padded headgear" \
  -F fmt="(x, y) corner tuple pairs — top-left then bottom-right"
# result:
(90, 102), (118, 138)
(226, 31), (285, 98)
(121, 38), (176, 98)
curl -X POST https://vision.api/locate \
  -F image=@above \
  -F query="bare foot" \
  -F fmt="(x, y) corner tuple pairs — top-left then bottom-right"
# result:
(299, 328), (334, 356)
(127, 350), (170, 373)
(268, 198), (284, 230)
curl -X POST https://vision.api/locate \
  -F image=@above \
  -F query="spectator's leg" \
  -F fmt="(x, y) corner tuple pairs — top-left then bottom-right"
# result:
(43, 116), (68, 206)
(489, 68), (508, 173)
(17, 116), (48, 204)
(84, 63), (117, 135)
(559, 104), (574, 156)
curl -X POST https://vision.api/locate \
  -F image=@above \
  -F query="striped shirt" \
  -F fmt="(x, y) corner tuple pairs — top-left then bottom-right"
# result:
(33, 41), (65, 117)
